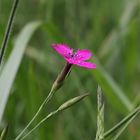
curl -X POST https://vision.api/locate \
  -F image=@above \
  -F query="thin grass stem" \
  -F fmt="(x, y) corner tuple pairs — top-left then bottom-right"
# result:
(20, 110), (59, 140)
(113, 111), (139, 140)
(0, 0), (20, 66)
(20, 93), (89, 140)
(15, 90), (54, 140)
(104, 105), (140, 138)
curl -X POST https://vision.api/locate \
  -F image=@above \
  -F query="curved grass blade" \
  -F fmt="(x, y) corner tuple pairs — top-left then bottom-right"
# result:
(92, 57), (133, 114)
(0, 21), (41, 123)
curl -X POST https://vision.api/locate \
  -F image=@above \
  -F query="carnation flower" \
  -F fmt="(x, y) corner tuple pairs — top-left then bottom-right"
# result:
(52, 43), (96, 69)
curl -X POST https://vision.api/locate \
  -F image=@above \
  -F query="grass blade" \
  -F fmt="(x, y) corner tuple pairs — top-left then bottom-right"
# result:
(92, 57), (133, 114)
(98, 0), (138, 59)
(0, 21), (41, 123)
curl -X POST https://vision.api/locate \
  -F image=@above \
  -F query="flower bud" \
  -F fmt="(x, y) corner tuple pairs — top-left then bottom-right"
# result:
(58, 93), (89, 111)
(51, 63), (72, 92)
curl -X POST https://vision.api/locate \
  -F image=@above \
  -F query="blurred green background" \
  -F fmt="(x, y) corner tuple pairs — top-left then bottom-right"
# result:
(0, 0), (140, 139)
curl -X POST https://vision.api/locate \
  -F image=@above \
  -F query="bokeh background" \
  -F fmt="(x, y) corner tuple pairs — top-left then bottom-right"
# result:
(0, 0), (140, 139)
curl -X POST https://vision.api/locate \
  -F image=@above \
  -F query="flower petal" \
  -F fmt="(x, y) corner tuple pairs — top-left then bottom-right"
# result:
(74, 61), (96, 69)
(64, 58), (75, 64)
(75, 49), (93, 60)
(52, 44), (73, 58)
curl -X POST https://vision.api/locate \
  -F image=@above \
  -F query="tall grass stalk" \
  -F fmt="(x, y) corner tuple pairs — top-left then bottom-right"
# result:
(95, 86), (104, 140)
(0, 0), (20, 66)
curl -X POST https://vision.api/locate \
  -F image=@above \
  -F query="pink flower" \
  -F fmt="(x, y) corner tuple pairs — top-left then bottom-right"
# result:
(52, 43), (96, 69)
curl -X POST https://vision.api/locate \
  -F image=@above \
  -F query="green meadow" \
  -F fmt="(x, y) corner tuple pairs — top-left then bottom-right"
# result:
(0, 0), (140, 139)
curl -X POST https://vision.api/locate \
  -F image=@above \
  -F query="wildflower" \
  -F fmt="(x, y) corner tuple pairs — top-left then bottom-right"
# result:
(52, 43), (96, 69)
(51, 43), (96, 91)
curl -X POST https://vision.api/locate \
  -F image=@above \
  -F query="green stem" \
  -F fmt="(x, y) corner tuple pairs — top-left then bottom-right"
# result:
(20, 110), (59, 140)
(104, 105), (140, 138)
(0, 0), (20, 66)
(113, 111), (139, 140)
(15, 90), (54, 140)
(19, 93), (89, 140)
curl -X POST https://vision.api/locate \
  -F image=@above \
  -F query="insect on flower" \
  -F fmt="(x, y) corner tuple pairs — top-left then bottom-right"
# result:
(52, 43), (96, 69)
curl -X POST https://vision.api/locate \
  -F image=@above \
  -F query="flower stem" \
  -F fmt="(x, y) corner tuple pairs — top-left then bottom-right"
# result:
(51, 62), (72, 91)
(0, 0), (20, 66)
(20, 110), (59, 140)
(15, 90), (54, 140)
(19, 93), (88, 140)
(15, 63), (72, 140)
